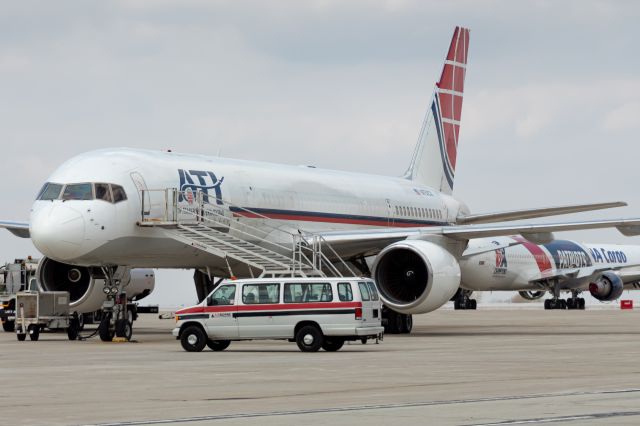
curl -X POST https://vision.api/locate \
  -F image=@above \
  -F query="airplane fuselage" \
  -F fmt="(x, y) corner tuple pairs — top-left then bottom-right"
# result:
(460, 237), (640, 291)
(30, 148), (465, 269)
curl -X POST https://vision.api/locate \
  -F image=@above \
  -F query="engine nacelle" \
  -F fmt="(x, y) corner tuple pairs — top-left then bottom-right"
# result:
(36, 257), (155, 313)
(589, 272), (624, 302)
(372, 240), (460, 314)
(519, 290), (545, 300)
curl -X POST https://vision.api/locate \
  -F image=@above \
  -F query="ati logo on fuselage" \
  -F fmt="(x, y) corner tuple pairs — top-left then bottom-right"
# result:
(178, 169), (224, 205)
(493, 241), (507, 274)
(589, 247), (628, 264)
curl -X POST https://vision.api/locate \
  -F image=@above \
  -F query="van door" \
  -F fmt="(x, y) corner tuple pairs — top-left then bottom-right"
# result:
(357, 281), (376, 325)
(237, 282), (281, 338)
(204, 284), (239, 339)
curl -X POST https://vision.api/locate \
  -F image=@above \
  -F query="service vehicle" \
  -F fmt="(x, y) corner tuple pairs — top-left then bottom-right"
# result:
(1, 258), (38, 332)
(173, 277), (384, 352)
(14, 290), (81, 341)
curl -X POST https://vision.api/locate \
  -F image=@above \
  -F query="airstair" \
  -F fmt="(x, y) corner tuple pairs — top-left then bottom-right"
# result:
(136, 189), (354, 278)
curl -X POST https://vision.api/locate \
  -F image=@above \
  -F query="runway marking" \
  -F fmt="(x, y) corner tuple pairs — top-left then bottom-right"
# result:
(468, 410), (640, 425)
(83, 388), (640, 426)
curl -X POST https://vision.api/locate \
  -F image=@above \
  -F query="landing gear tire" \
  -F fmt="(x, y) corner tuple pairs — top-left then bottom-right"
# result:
(322, 338), (345, 352)
(400, 314), (413, 334)
(2, 320), (15, 332)
(295, 325), (323, 352)
(98, 315), (114, 342)
(206, 339), (231, 351)
(67, 320), (79, 341)
(115, 319), (133, 341)
(469, 299), (477, 310)
(181, 326), (207, 352)
(566, 299), (575, 310)
(77, 313), (85, 331)
(28, 325), (40, 341)
(578, 298), (586, 310)
(17, 331), (26, 341)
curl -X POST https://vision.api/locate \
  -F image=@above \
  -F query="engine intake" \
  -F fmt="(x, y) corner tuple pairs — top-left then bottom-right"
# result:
(373, 240), (460, 314)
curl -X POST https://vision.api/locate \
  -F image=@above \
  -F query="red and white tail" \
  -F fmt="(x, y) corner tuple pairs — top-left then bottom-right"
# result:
(404, 27), (470, 194)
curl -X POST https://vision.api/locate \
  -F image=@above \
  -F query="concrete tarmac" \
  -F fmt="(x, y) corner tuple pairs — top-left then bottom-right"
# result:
(1, 308), (639, 425)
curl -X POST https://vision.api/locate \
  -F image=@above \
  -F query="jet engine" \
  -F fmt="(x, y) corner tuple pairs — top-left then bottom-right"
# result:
(372, 240), (460, 314)
(518, 290), (545, 300)
(36, 257), (155, 313)
(589, 272), (624, 302)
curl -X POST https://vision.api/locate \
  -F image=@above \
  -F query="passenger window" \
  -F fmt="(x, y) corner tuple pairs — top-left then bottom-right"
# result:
(62, 183), (93, 201)
(242, 283), (280, 304)
(111, 185), (127, 203)
(37, 183), (63, 200)
(367, 282), (379, 301)
(207, 285), (236, 306)
(337, 282), (353, 302)
(358, 282), (371, 301)
(284, 283), (333, 303)
(95, 183), (112, 202)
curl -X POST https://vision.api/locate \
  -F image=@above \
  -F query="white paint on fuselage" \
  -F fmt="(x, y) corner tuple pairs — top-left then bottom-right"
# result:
(460, 236), (640, 291)
(30, 148), (463, 268)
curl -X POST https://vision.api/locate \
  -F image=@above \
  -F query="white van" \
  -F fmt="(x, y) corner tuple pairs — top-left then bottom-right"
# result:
(173, 277), (384, 352)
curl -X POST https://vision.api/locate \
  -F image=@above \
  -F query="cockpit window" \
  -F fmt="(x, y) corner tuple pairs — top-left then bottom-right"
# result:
(62, 183), (93, 201)
(111, 185), (127, 203)
(37, 183), (63, 201)
(95, 183), (112, 202)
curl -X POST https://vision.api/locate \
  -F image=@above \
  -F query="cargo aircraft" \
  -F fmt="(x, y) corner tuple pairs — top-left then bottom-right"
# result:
(2, 27), (640, 337)
(455, 238), (640, 310)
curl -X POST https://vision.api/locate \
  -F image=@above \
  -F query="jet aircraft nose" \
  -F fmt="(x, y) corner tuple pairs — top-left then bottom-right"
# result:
(30, 203), (86, 261)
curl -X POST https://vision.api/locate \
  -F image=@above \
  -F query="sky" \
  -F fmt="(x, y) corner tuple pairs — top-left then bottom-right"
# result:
(1, 0), (639, 308)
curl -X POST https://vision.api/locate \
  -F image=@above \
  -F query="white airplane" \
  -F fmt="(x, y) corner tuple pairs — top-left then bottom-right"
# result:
(456, 238), (640, 310)
(2, 26), (640, 338)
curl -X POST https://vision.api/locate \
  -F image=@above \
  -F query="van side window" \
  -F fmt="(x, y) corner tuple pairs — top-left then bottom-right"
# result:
(284, 283), (333, 303)
(337, 282), (353, 302)
(367, 281), (379, 301)
(207, 285), (236, 306)
(358, 282), (371, 301)
(242, 283), (279, 304)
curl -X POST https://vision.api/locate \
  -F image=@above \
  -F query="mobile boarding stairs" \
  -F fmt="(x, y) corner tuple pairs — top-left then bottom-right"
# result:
(137, 189), (355, 279)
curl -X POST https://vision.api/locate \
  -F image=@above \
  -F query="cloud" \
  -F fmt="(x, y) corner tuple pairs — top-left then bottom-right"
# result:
(603, 101), (640, 132)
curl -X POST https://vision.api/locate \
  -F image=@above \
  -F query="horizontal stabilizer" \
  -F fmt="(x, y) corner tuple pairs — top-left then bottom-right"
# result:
(456, 201), (627, 225)
(0, 220), (30, 238)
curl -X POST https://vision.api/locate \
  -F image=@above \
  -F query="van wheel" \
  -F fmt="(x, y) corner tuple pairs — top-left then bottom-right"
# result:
(181, 326), (206, 352)
(322, 338), (344, 351)
(296, 325), (323, 352)
(206, 339), (231, 351)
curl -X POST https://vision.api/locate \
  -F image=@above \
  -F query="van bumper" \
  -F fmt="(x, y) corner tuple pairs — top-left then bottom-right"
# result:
(172, 327), (180, 338)
(355, 326), (384, 337)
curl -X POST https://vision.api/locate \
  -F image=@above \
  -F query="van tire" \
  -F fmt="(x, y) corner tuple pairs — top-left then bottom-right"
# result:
(181, 326), (206, 352)
(296, 325), (323, 352)
(206, 339), (231, 351)
(322, 338), (344, 351)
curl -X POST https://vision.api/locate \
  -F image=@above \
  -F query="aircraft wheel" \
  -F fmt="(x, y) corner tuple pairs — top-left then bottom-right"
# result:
(544, 299), (551, 310)
(322, 338), (345, 351)
(115, 319), (133, 341)
(2, 320), (15, 332)
(469, 299), (477, 310)
(98, 315), (114, 342)
(559, 300), (567, 310)
(17, 332), (26, 341)
(566, 299), (575, 310)
(206, 339), (231, 351)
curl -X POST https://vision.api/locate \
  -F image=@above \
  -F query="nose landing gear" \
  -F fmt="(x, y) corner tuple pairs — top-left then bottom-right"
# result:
(98, 267), (134, 342)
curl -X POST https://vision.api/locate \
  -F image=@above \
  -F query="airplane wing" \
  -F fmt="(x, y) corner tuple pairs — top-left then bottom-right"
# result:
(456, 201), (627, 224)
(318, 218), (640, 259)
(0, 220), (30, 238)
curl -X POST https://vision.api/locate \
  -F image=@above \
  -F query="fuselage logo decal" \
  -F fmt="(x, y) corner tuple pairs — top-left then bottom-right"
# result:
(492, 241), (507, 274)
(178, 169), (224, 205)
(589, 247), (628, 264)
(542, 240), (592, 269)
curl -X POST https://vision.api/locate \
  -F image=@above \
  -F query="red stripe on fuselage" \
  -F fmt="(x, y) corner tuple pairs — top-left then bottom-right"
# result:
(512, 236), (553, 272)
(232, 211), (435, 228)
(177, 301), (362, 315)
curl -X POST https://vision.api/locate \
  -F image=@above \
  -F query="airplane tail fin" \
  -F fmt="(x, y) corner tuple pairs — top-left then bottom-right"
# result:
(404, 26), (470, 194)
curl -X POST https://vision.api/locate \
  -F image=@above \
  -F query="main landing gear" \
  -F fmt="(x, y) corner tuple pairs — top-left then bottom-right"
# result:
(544, 288), (585, 310)
(452, 289), (477, 310)
(382, 307), (413, 334)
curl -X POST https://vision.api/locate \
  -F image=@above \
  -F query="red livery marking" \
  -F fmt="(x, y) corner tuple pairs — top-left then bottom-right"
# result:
(512, 236), (553, 272)
(178, 302), (362, 315)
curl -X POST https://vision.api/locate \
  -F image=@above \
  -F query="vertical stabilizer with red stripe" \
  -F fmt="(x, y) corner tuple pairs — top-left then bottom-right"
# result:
(404, 27), (470, 195)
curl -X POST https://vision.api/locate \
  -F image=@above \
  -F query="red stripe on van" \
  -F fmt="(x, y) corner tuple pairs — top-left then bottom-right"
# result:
(177, 301), (362, 315)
